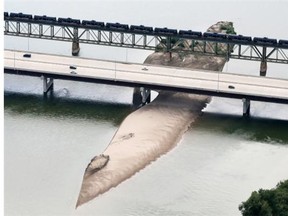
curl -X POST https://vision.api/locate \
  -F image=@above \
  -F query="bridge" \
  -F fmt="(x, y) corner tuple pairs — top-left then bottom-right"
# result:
(4, 50), (288, 116)
(4, 12), (288, 76)
(4, 12), (288, 116)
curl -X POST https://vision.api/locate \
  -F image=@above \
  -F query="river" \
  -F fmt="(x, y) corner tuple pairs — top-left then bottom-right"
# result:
(4, 1), (288, 215)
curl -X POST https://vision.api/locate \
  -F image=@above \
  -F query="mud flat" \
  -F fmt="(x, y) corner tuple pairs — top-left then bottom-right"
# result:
(76, 21), (234, 208)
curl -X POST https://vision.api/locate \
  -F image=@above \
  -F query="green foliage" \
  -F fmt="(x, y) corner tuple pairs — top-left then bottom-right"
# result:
(239, 180), (288, 216)
(155, 36), (182, 51)
(159, 36), (180, 45)
(220, 23), (237, 35)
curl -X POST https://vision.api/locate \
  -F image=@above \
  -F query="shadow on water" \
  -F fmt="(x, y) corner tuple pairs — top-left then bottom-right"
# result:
(4, 91), (135, 126)
(195, 112), (288, 144)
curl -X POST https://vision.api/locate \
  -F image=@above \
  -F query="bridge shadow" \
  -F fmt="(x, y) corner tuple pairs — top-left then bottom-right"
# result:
(4, 91), (135, 126)
(5, 91), (288, 144)
(195, 112), (288, 144)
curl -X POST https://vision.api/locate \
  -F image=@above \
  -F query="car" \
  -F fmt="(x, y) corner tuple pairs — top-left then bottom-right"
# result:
(130, 25), (153, 34)
(82, 20), (105, 28)
(253, 37), (277, 46)
(34, 15), (57, 23)
(23, 53), (31, 58)
(278, 39), (288, 48)
(154, 27), (177, 36)
(10, 12), (33, 20)
(228, 85), (235, 89)
(58, 17), (81, 25)
(69, 65), (77, 70)
(203, 32), (227, 40)
(70, 71), (77, 75)
(106, 22), (129, 31)
(227, 34), (252, 43)
(179, 30), (202, 38)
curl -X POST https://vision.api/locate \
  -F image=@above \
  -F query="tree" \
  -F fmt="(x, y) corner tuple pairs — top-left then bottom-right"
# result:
(239, 180), (288, 216)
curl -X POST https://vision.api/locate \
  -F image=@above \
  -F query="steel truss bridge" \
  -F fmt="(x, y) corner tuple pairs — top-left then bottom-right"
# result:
(4, 12), (288, 66)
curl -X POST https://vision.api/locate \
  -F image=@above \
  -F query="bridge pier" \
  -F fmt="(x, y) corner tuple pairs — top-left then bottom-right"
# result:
(42, 76), (54, 95)
(72, 27), (80, 56)
(242, 98), (251, 117)
(132, 87), (151, 107)
(260, 47), (267, 76)
(72, 41), (80, 56)
(260, 60), (267, 77)
(140, 87), (151, 104)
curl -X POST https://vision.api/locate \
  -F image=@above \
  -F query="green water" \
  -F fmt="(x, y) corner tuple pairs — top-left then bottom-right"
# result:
(4, 92), (134, 126)
(4, 1), (288, 214)
(194, 113), (288, 144)
(4, 77), (288, 216)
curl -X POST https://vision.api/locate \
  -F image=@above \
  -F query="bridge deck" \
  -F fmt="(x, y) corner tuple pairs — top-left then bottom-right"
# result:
(4, 50), (288, 104)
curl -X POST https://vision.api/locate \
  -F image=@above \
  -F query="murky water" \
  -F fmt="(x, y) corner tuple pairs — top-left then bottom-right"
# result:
(4, 1), (288, 215)
(4, 74), (288, 216)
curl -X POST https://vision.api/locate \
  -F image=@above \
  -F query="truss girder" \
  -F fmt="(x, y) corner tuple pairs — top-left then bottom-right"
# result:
(4, 20), (288, 64)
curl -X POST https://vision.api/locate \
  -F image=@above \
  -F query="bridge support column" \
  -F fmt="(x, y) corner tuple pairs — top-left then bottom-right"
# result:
(72, 41), (80, 56)
(167, 36), (172, 61)
(260, 61), (267, 77)
(140, 87), (151, 104)
(242, 98), (251, 117)
(132, 87), (151, 107)
(42, 76), (54, 95)
(133, 87), (142, 106)
(260, 47), (267, 76)
(72, 27), (80, 56)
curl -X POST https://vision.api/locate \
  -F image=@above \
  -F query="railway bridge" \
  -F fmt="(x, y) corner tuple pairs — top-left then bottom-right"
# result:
(4, 12), (288, 116)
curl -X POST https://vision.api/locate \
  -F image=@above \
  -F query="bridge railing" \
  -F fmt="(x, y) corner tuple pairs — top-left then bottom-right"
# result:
(4, 12), (288, 65)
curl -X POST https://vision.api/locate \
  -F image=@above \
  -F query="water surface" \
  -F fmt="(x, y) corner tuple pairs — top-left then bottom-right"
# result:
(4, 0), (288, 215)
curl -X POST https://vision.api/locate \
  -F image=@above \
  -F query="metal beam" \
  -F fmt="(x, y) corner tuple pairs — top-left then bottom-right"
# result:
(3, 18), (288, 64)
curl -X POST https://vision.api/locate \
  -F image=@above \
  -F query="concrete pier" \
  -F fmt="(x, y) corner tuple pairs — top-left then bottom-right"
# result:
(242, 98), (251, 117)
(42, 76), (54, 95)
(140, 87), (151, 105)
(72, 41), (80, 56)
(72, 27), (80, 56)
(260, 47), (267, 76)
(132, 87), (151, 107)
(132, 87), (142, 107)
(260, 61), (267, 77)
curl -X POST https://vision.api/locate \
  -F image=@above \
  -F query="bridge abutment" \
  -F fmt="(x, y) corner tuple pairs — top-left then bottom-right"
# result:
(242, 98), (251, 117)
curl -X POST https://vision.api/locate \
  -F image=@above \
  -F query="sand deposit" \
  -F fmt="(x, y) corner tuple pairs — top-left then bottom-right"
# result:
(76, 21), (233, 207)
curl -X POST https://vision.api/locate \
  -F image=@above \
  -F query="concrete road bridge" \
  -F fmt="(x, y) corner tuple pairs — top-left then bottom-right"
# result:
(4, 50), (288, 116)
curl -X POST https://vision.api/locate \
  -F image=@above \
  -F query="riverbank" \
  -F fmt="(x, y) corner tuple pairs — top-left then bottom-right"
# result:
(76, 21), (234, 207)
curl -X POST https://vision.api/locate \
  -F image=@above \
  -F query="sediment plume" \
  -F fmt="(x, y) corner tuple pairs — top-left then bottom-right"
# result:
(76, 21), (234, 208)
